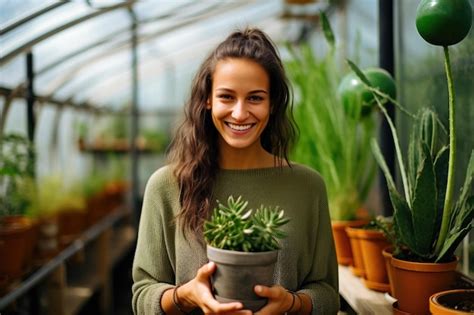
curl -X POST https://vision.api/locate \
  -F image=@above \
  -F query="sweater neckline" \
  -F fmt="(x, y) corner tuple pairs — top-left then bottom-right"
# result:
(217, 163), (297, 176)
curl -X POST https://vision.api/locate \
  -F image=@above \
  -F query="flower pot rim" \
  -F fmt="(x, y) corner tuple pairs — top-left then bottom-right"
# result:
(357, 228), (386, 240)
(391, 255), (458, 272)
(331, 219), (369, 228)
(430, 289), (474, 314)
(206, 245), (278, 265)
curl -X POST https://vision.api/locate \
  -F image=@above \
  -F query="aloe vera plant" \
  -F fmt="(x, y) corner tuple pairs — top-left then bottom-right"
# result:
(347, 58), (473, 263)
(203, 196), (289, 252)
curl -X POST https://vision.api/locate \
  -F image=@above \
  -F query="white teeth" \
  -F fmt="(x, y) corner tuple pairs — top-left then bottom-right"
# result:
(228, 123), (253, 131)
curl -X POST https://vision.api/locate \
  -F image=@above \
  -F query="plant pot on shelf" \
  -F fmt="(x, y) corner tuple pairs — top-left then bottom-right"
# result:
(345, 227), (365, 277)
(58, 209), (86, 249)
(382, 246), (397, 299)
(0, 216), (33, 282)
(430, 289), (474, 314)
(331, 219), (368, 266)
(391, 255), (458, 315)
(207, 245), (278, 312)
(358, 229), (391, 292)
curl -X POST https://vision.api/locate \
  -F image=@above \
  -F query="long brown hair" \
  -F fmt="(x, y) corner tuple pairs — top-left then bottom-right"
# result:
(167, 28), (297, 236)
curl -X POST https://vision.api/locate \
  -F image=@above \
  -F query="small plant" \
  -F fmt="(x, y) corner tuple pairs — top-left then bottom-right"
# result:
(203, 196), (289, 252)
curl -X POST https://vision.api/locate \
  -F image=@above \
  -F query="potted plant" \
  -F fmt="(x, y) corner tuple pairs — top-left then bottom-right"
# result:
(286, 13), (395, 266)
(0, 134), (35, 283)
(347, 1), (473, 313)
(357, 216), (392, 293)
(203, 196), (289, 312)
(430, 289), (474, 314)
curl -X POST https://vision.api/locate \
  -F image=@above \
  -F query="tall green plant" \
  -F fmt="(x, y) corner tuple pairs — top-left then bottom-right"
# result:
(348, 59), (473, 262)
(0, 134), (35, 216)
(286, 13), (377, 220)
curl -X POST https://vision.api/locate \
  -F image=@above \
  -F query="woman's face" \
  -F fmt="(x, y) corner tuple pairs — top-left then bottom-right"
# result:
(208, 58), (270, 153)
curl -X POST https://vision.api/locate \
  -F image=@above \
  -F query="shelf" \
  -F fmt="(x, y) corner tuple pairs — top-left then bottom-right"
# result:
(0, 208), (136, 315)
(338, 265), (392, 315)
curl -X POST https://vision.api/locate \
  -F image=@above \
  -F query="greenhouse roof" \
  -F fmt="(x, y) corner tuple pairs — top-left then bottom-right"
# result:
(1, 0), (329, 112)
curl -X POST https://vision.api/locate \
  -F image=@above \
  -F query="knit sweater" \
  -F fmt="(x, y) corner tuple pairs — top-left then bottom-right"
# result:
(132, 163), (339, 315)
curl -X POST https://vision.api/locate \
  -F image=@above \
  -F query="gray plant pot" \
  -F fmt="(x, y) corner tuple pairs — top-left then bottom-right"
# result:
(206, 245), (278, 312)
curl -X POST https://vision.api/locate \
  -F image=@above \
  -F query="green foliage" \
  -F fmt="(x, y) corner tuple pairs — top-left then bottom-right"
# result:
(286, 14), (377, 221)
(203, 196), (289, 252)
(0, 134), (35, 216)
(349, 62), (473, 263)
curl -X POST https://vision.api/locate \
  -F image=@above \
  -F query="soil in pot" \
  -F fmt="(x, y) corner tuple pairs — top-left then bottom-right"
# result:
(207, 245), (278, 312)
(430, 289), (474, 314)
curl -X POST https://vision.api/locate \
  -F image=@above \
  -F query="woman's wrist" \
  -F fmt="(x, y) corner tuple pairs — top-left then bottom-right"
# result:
(284, 290), (303, 314)
(174, 283), (197, 313)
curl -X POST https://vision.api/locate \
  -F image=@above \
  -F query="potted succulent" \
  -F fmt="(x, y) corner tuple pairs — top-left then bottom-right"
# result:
(286, 13), (395, 266)
(347, 0), (473, 313)
(203, 196), (289, 312)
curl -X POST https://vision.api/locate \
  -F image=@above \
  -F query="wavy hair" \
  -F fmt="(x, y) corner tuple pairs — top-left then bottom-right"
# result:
(167, 28), (297, 236)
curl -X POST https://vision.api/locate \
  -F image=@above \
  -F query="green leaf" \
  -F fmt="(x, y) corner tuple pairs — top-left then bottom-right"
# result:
(411, 142), (437, 256)
(434, 146), (449, 230)
(320, 11), (335, 48)
(347, 59), (373, 87)
(436, 222), (472, 263)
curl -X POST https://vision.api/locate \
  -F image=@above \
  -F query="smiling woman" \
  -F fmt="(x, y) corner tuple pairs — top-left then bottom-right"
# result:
(208, 58), (273, 169)
(132, 28), (339, 315)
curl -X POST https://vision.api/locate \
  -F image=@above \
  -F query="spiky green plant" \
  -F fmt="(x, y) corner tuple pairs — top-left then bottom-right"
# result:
(348, 60), (473, 263)
(286, 13), (377, 220)
(203, 196), (290, 252)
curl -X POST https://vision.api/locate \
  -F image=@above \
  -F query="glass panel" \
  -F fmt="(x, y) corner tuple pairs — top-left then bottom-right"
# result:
(0, 0), (57, 26)
(3, 99), (27, 135)
(396, 0), (474, 276)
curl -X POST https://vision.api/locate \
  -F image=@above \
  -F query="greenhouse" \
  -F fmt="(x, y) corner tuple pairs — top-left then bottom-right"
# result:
(1, 0), (473, 314)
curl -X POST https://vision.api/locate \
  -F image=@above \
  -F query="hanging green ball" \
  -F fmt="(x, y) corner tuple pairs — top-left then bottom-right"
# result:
(338, 68), (396, 118)
(416, 0), (473, 46)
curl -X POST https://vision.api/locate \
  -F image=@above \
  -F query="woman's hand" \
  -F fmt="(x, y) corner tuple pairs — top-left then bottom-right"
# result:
(253, 285), (296, 315)
(178, 262), (252, 315)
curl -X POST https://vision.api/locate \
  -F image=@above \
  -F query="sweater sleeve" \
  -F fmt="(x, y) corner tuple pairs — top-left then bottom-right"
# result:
(132, 168), (177, 315)
(298, 178), (340, 315)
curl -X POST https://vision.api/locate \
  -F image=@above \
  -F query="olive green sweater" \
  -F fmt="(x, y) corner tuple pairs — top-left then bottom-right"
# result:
(132, 164), (339, 315)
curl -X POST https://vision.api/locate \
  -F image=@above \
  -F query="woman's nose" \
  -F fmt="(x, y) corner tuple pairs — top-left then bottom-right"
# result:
(231, 100), (249, 121)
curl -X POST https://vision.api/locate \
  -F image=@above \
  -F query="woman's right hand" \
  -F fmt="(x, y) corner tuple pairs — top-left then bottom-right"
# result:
(177, 262), (252, 315)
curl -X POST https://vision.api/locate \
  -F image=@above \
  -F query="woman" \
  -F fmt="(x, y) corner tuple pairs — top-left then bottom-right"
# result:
(132, 28), (339, 315)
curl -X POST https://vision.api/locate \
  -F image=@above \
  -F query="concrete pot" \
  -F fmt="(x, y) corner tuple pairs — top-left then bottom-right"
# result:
(206, 245), (278, 312)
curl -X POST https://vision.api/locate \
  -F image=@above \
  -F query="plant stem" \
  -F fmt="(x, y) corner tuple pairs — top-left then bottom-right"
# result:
(435, 46), (456, 255)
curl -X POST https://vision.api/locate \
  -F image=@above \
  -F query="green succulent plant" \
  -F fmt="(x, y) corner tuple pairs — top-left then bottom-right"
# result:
(203, 196), (290, 252)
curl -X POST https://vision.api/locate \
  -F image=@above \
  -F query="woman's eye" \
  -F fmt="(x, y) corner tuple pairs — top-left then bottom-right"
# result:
(217, 94), (233, 100)
(249, 95), (264, 102)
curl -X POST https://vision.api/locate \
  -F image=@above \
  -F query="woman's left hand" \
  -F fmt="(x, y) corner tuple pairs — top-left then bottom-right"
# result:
(253, 285), (294, 315)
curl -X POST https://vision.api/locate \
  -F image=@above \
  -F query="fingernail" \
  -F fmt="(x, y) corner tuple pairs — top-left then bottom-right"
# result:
(255, 285), (262, 293)
(208, 261), (214, 270)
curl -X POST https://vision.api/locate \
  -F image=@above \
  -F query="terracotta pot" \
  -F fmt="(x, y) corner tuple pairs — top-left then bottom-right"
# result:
(430, 289), (474, 314)
(331, 219), (368, 266)
(358, 229), (390, 292)
(207, 245), (278, 312)
(345, 227), (365, 277)
(58, 209), (86, 249)
(382, 246), (397, 299)
(391, 255), (458, 315)
(0, 216), (33, 280)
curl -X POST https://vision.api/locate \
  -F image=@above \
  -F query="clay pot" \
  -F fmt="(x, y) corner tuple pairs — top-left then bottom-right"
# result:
(345, 227), (365, 277)
(331, 219), (368, 266)
(358, 229), (390, 292)
(430, 289), (474, 314)
(391, 255), (458, 315)
(207, 245), (278, 312)
(382, 246), (397, 299)
(0, 216), (33, 280)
